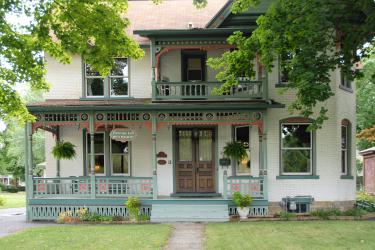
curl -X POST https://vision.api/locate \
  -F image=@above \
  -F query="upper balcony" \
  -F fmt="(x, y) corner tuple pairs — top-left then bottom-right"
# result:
(154, 79), (266, 101)
(134, 28), (269, 102)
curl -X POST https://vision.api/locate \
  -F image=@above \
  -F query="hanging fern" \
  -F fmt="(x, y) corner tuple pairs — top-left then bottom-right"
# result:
(52, 141), (76, 160)
(223, 141), (247, 161)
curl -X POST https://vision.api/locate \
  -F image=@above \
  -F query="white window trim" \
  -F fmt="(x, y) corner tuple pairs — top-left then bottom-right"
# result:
(341, 125), (348, 175)
(281, 122), (313, 175)
(234, 125), (251, 176)
(86, 132), (106, 176)
(110, 140), (131, 176)
(85, 58), (130, 98)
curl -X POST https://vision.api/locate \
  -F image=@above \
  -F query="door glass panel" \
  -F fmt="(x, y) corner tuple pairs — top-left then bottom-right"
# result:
(178, 130), (192, 161)
(187, 58), (202, 81)
(199, 130), (212, 161)
(94, 155), (105, 174)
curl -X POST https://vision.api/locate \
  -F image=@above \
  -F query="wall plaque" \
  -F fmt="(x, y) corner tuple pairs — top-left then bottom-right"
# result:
(110, 128), (136, 142)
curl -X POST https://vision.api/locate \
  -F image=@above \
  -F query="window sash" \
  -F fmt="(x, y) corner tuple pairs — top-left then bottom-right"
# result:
(86, 132), (106, 175)
(84, 58), (129, 98)
(341, 125), (348, 175)
(234, 125), (251, 175)
(281, 123), (313, 175)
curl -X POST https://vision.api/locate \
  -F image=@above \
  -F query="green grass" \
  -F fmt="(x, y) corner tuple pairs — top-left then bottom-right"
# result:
(205, 221), (375, 250)
(0, 192), (26, 209)
(0, 225), (171, 250)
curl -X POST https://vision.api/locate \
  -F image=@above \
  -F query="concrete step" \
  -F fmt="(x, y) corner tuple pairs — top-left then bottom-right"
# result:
(151, 203), (229, 222)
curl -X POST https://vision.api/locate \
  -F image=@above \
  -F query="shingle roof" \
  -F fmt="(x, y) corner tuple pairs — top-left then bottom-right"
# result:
(127, 0), (228, 44)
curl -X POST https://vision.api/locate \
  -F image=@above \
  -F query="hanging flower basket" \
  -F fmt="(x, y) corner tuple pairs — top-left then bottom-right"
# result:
(52, 141), (76, 160)
(223, 141), (247, 161)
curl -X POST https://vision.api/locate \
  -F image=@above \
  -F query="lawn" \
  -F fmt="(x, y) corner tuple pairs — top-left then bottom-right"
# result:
(205, 221), (375, 250)
(0, 225), (171, 250)
(0, 192), (26, 209)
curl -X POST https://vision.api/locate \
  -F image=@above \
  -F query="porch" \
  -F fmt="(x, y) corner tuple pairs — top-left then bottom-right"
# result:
(24, 101), (283, 221)
(29, 175), (267, 221)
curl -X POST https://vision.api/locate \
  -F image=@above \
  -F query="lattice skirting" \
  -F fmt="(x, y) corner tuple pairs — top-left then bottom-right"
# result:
(30, 205), (152, 221)
(229, 206), (269, 217)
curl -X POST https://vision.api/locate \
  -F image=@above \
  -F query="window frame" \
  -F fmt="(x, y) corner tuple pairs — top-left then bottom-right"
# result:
(339, 70), (353, 92)
(341, 124), (348, 175)
(86, 132), (106, 176)
(233, 125), (251, 176)
(340, 119), (352, 179)
(110, 139), (131, 176)
(280, 122), (314, 176)
(83, 58), (130, 99)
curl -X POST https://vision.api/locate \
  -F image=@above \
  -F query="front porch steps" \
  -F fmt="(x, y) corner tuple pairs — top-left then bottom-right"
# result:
(151, 200), (229, 222)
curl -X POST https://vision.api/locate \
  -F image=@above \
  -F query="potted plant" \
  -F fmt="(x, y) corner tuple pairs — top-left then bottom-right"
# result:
(223, 141), (247, 162)
(233, 191), (252, 219)
(52, 141), (76, 160)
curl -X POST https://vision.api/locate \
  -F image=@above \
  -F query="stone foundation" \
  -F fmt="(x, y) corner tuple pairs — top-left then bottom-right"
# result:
(268, 200), (355, 215)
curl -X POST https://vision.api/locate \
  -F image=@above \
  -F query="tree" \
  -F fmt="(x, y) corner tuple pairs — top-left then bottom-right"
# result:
(0, 91), (45, 182)
(356, 47), (375, 149)
(0, 0), (143, 123)
(207, 0), (375, 129)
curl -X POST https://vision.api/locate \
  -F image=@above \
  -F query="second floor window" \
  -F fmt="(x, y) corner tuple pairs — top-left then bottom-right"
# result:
(279, 53), (293, 84)
(85, 58), (129, 98)
(340, 70), (352, 90)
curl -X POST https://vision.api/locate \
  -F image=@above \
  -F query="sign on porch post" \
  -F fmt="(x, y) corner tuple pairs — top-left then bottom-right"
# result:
(110, 128), (137, 142)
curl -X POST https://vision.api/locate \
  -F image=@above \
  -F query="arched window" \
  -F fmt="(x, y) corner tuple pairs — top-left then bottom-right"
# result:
(280, 117), (315, 176)
(341, 119), (351, 176)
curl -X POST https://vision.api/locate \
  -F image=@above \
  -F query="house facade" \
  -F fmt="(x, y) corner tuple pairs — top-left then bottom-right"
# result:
(25, 0), (356, 222)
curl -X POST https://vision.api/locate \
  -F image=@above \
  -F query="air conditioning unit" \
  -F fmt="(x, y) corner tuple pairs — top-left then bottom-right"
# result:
(187, 22), (194, 29)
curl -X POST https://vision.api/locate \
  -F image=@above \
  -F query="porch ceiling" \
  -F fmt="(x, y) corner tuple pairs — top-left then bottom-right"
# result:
(27, 99), (284, 112)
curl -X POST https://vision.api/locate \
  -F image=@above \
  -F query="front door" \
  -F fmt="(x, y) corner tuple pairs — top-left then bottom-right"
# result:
(175, 128), (215, 193)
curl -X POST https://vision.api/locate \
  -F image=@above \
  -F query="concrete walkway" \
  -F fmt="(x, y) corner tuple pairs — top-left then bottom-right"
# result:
(164, 223), (205, 250)
(0, 207), (54, 238)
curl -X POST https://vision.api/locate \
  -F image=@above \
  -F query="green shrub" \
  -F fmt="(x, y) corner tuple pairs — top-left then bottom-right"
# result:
(275, 211), (296, 221)
(5, 186), (19, 193)
(223, 141), (247, 161)
(310, 209), (331, 220)
(0, 195), (5, 206)
(343, 208), (367, 217)
(233, 192), (252, 208)
(17, 186), (26, 192)
(356, 192), (375, 212)
(125, 196), (141, 221)
(0, 183), (6, 192)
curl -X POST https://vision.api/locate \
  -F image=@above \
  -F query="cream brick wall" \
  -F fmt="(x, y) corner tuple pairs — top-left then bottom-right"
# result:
(265, 64), (356, 203)
(43, 50), (356, 203)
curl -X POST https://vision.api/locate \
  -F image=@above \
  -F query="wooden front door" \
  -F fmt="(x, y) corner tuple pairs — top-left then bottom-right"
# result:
(175, 128), (215, 193)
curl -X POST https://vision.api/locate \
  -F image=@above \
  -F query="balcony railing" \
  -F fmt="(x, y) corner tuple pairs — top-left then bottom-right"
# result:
(33, 176), (153, 198)
(155, 80), (265, 100)
(225, 176), (265, 199)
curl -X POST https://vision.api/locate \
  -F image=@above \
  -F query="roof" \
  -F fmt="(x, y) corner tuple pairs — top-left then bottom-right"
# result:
(127, 0), (228, 44)
(27, 99), (284, 112)
(359, 147), (375, 156)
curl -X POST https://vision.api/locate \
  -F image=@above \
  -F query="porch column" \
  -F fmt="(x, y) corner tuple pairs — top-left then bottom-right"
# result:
(55, 126), (60, 177)
(151, 39), (157, 100)
(25, 122), (33, 221)
(261, 113), (268, 200)
(152, 115), (158, 199)
(89, 113), (96, 198)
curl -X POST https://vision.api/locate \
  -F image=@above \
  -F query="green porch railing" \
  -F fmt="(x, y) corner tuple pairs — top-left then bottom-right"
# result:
(155, 80), (263, 100)
(95, 176), (153, 197)
(32, 176), (153, 198)
(226, 176), (265, 199)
